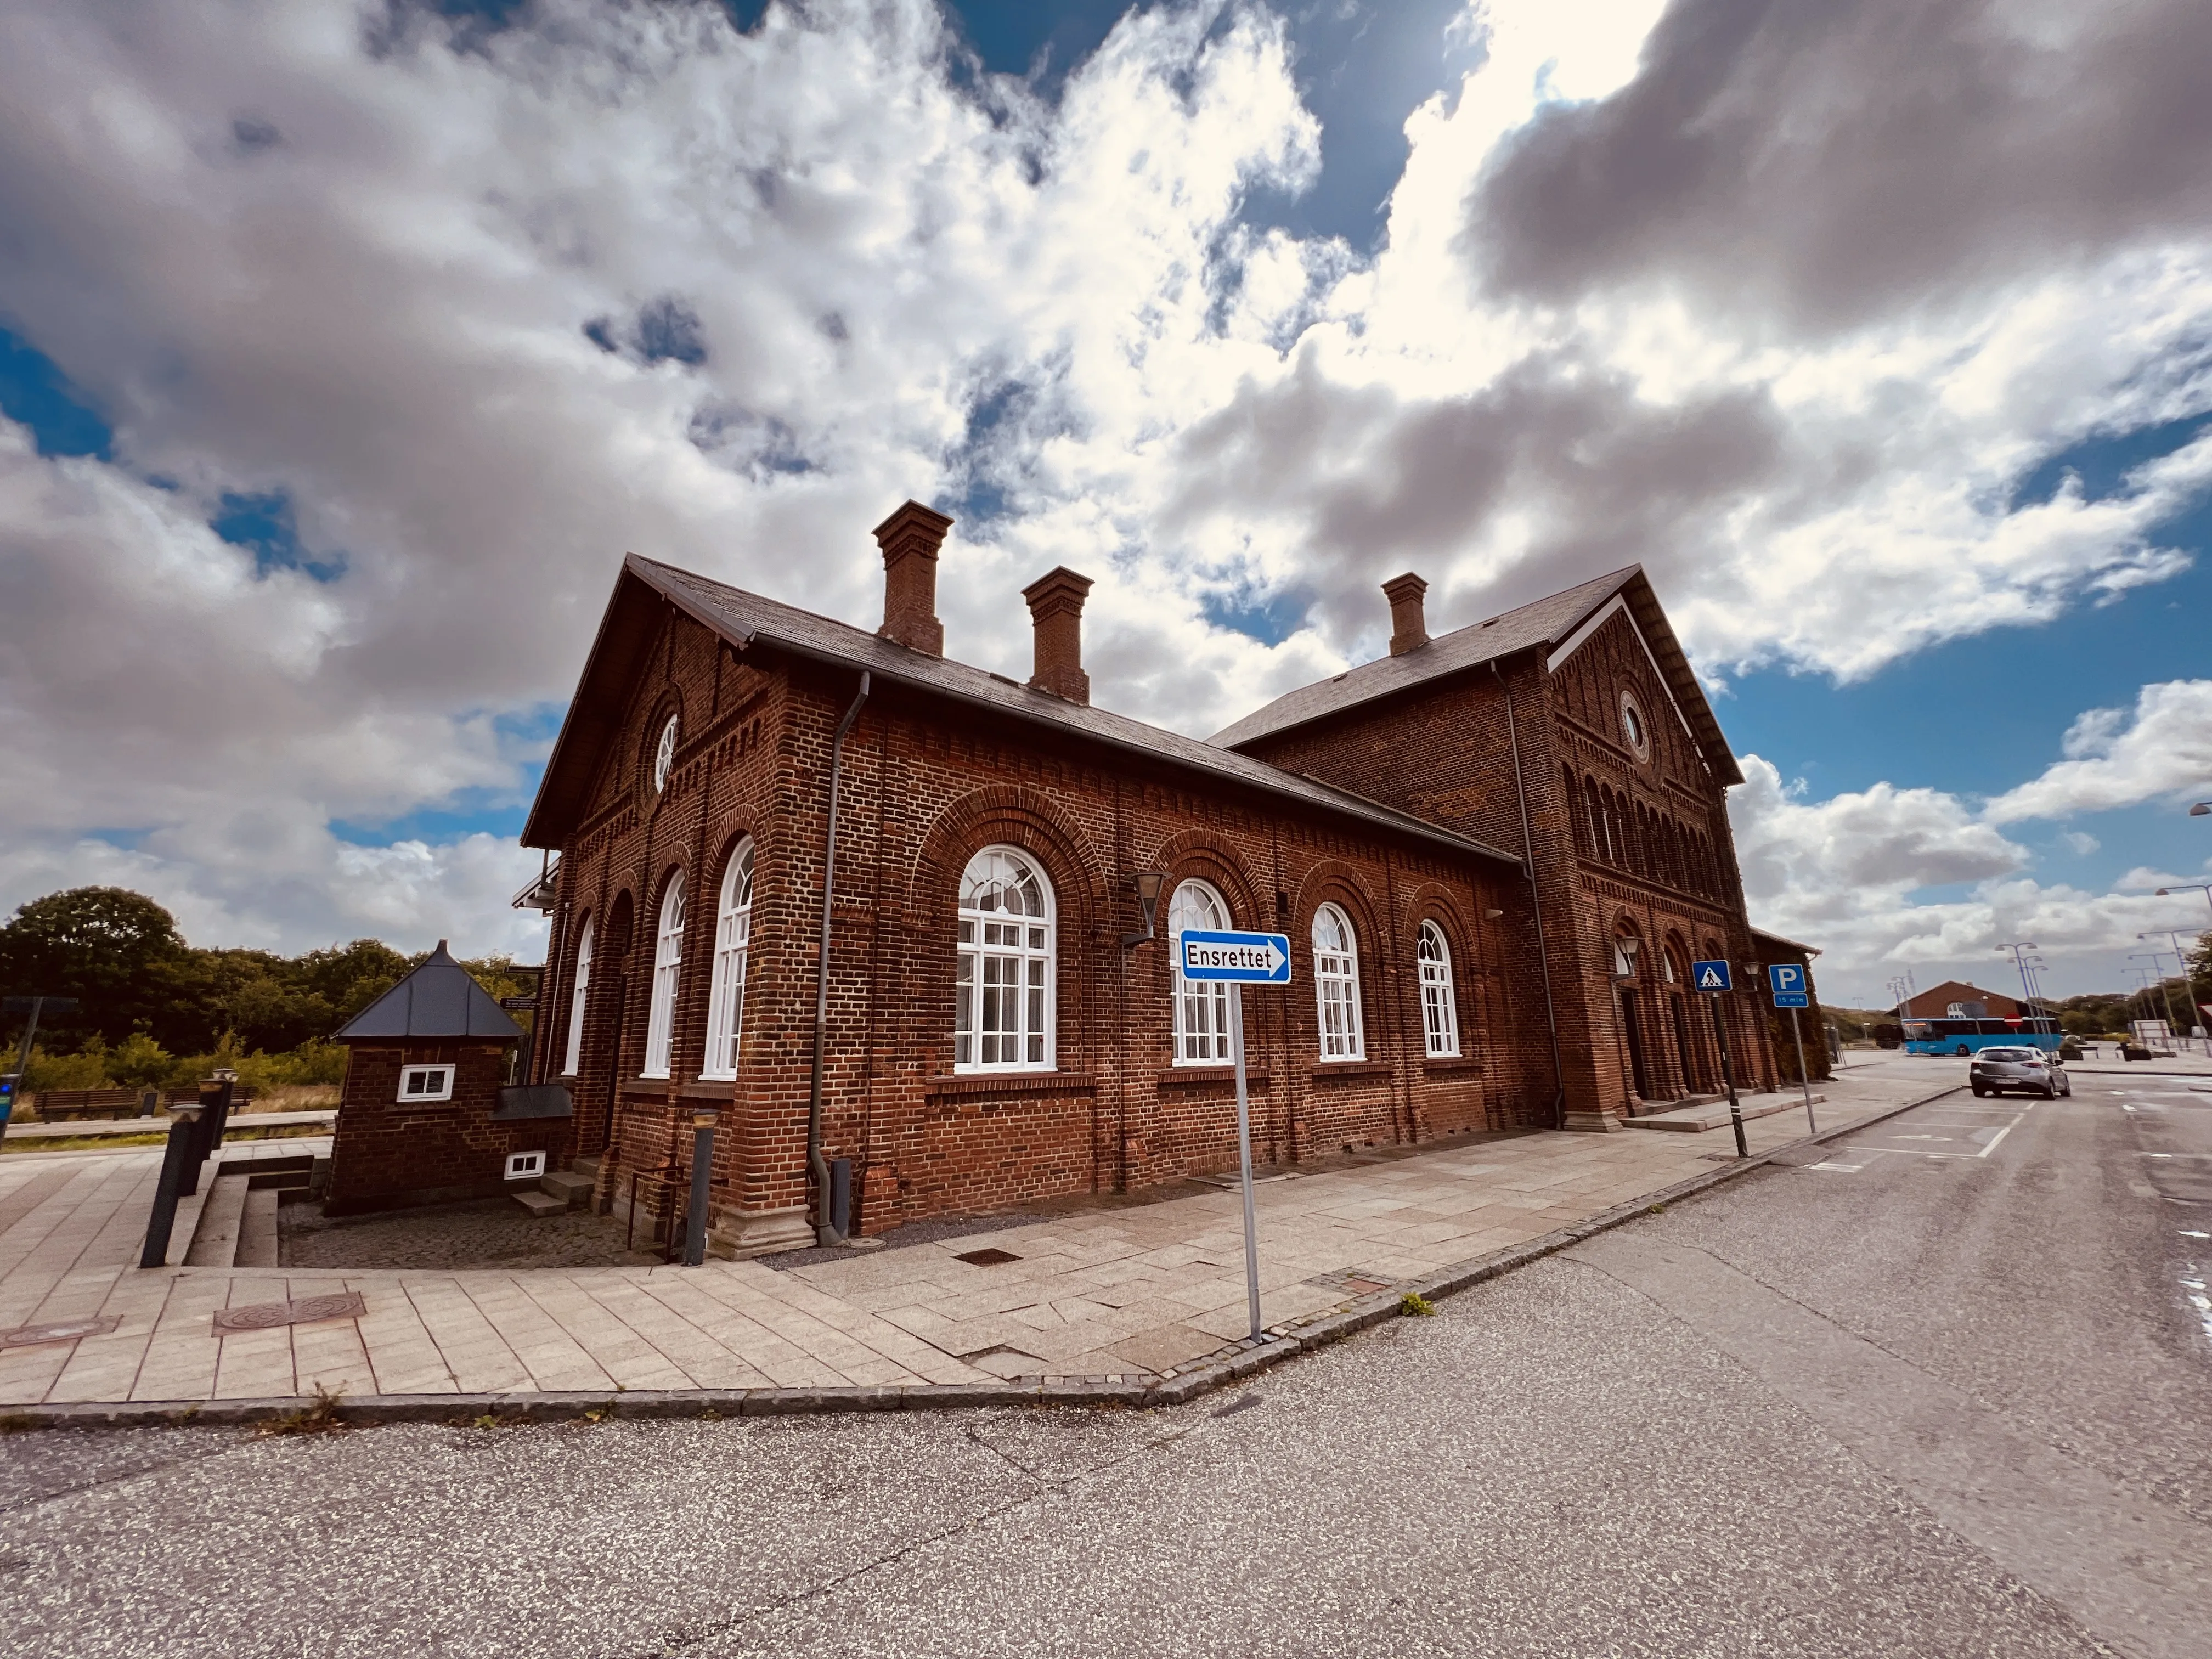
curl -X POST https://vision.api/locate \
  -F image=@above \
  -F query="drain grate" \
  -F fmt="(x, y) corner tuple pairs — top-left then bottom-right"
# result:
(954, 1246), (1020, 1267)
(1, 1314), (120, 1350)
(212, 1291), (366, 1334)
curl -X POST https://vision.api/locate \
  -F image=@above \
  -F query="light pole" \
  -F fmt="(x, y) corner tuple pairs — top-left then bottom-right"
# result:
(2156, 883), (2212, 924)
(2152, 929), (2205, 1048)
(2131, 946), (2187, 1049)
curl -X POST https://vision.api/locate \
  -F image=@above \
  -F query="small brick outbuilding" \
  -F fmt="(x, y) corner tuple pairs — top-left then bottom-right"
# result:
(325, 943), (573, 1215)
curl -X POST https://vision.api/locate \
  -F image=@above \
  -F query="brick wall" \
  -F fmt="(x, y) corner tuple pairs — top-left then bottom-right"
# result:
(325, 1042), (574, 1215)
(543, 608), (1537, 1243)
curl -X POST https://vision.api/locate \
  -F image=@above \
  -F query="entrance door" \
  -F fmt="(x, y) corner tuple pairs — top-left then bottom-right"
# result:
(1621, 990), (1652, 1101)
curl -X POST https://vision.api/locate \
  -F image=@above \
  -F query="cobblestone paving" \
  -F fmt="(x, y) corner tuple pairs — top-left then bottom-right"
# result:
(280, 1199), (664, 1272)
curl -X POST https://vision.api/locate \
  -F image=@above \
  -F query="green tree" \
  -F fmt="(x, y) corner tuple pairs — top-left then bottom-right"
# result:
(0, 887), (185, 1048)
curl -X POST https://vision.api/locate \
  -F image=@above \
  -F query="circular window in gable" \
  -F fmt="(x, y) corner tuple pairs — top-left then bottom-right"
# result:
(1619, 691), (1650, 761)
(652, 714), (679, 794)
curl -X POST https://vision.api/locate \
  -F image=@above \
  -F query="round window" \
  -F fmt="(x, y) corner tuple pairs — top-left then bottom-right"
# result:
(652, 714), (679, 794)
(1619, 692), (1649, 759)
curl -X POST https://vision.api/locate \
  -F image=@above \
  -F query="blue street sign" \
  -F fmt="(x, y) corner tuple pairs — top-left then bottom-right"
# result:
(1691, 959), (1733, 994)
(1768, 963), (1809, 1008)
(1180, 929), (1293, 984)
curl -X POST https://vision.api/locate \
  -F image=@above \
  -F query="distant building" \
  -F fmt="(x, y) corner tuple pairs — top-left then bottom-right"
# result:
(1893, 980), (2022, 1021)
(512, 503), (1783, 1254)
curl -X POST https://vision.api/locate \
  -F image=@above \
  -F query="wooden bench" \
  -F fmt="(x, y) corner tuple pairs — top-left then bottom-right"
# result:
(32, 1087), (149, 1121)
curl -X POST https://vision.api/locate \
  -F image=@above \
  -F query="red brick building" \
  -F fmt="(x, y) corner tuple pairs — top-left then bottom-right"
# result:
(518, 503), (1779, 1254)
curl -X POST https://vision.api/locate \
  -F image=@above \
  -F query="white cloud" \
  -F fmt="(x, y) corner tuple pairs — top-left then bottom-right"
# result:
(1983, 680), (2212, 822)
(2059, 831), (2100, 856)
(0, 0), (2207, 949)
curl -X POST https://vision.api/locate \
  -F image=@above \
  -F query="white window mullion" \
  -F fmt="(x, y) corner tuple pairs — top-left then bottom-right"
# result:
(562, 917), (592, 1077)
(643, 873), (685, 1079)
(702, 843), (753, 1081)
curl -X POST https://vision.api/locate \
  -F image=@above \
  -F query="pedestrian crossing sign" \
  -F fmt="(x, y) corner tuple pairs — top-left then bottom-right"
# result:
(1692, 960), (1732, 992)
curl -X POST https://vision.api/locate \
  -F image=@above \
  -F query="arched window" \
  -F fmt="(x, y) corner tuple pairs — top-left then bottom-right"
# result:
(1170, 880), (1232, 1064)
(1312, 902), (1365, 1061)
(642, 872), (685, 1079)
(701, 840), (754, 1080)
(1417, 921), (1460, 1057)
(561, 915), (592, 1077)
(955, 847), (1055, 1071)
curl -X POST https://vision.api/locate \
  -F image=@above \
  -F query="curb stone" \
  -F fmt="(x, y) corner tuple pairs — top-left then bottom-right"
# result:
(0, 1086), (1960, 1435)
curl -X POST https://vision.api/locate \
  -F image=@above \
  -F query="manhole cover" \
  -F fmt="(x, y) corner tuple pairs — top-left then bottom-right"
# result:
(0, 1314), (120, 1350)
(212, 1291), (366, 1334)
(954, 1246), (1020, 1267)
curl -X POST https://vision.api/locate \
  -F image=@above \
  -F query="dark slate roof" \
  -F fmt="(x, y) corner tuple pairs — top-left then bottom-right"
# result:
(523, 555), (1522, 871)
(335, 943), (523, 1041)
(1207, 565), (1742, 786)
(1749, 928), (1823, 958)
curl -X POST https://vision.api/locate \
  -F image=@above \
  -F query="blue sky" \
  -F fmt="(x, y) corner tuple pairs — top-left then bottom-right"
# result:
(1, 0), (2207, 1002)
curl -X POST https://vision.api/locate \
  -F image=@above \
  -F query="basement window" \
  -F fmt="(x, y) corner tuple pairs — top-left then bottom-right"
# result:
(504, 1150), (547, 1182)
(397, 1064), (455, 1103)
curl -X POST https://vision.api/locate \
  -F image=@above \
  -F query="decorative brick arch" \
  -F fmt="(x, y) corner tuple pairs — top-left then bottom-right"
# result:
(910, 784), (1109, 936)
(1400, 880), (1474, 964)
(1144, 827), (1265, 930)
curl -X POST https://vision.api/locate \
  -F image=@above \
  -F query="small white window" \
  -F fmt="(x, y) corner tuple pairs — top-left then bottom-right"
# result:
(397, 1064), (455, 1103)
(504, 1150), (546, 1182)
(955, 846), (1055, 1072)
(642, 871), (685, 1079)
(701, 840), (754, 1080)
(561, 915), (592, 1077)
(1170, 881), (1232, 1064)
(1312, 903), (1365, 1062)
(652, 714), (679, 794)
(1418, 922), (1460, 1058)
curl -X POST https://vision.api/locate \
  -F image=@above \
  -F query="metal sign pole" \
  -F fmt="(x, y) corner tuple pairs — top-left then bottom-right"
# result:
(1711, 995), (1747, 1158)
(1789, 1006), (1815, 1133)
(1229, 981), (1262, 1345)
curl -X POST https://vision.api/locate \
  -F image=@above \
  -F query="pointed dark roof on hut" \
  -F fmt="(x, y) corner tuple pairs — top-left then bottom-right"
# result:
(334, 942), (523, 1041)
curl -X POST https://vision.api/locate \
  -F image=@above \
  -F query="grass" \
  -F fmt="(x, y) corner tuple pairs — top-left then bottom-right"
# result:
(1397, 1291), (1437, 1317)
(256, 1384), (348, 1437)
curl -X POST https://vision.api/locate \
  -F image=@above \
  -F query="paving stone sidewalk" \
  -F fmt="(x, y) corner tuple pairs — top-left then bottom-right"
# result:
(0, 1060), (1953, 1410)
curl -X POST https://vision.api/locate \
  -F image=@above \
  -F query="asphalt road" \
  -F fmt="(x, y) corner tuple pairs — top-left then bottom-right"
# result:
(3, 1065), (2208, 1658)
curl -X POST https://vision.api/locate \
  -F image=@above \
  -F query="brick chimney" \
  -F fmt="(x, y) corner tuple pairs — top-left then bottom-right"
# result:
(873, 500), (953, 655)
(1383, 572), (1429, 656)
(1021, 566), (1095, 704)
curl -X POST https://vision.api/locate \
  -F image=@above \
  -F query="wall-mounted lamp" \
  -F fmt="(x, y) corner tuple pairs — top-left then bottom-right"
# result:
(1612, 936), (1640, 979)
(1120, 870), (1170, 950)
(1483, 908), (1505, 920)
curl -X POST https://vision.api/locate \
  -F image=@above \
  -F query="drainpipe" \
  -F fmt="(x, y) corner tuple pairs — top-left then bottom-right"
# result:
(807, 671), (870, 1246)
(1496, 660), (1567, 1132)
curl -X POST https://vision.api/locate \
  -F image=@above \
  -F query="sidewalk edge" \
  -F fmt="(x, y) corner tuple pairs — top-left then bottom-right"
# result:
(0, 1086), (1959, 1434)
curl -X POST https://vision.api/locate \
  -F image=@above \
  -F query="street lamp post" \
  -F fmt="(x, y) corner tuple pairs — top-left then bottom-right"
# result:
(2131, 947), (2187, 1051)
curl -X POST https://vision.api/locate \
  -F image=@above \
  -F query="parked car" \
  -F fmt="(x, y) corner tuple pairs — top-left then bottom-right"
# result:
(1970, 1047), (2072, 1098)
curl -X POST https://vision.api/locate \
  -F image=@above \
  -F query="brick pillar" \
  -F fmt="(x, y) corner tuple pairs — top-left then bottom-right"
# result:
(1022, 566), (1095, 704)
(873, 500), (953, 655)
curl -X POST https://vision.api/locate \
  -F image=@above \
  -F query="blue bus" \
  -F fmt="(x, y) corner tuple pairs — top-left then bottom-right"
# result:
(1903, 1017), (2061, 1057)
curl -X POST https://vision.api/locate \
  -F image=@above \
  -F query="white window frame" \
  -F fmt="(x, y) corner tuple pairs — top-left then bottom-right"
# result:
(504, 1150), (546, 1182)
(701, 840), (754, 1081)
(1418, 921), (1461, 1058)
(953, 845), (1056, 1073)
(642, 871), (685, 1079)
(652, 714), (679, 794)
(561, 915), (592, 1077)
(1170, 880), (1232, 1065)
(397, 1063), (455, 1103)
(1312, 902), (1366, 1062)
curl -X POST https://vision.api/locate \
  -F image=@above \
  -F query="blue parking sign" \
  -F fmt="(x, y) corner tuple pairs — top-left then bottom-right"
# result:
(1691, 959), (1732, 993)
(1769, 962), (1809, 1008)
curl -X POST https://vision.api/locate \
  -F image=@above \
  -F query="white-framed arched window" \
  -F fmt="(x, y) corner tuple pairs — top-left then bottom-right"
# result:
(701, 840), (754, 1080)
(1312, 902), (1365, 1061)
(642, 871), (685, 1079)
(561, 914), (592, 1077)
(1170, 879), (1232, 1064)
(1417, 921), (1460, 1058)
(955, 846), (1054, 1071)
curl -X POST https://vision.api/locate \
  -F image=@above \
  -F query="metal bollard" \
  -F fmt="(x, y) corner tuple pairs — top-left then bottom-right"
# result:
(140, 1104), (205, 1269)
(682, 1110), (716, 1267)
(828, 1158), (853, 1242)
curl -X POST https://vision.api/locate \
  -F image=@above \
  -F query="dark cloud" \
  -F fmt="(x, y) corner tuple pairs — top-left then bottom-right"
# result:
(1466, 0), (2212, 331)
(1167, 346), (1785, 637)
